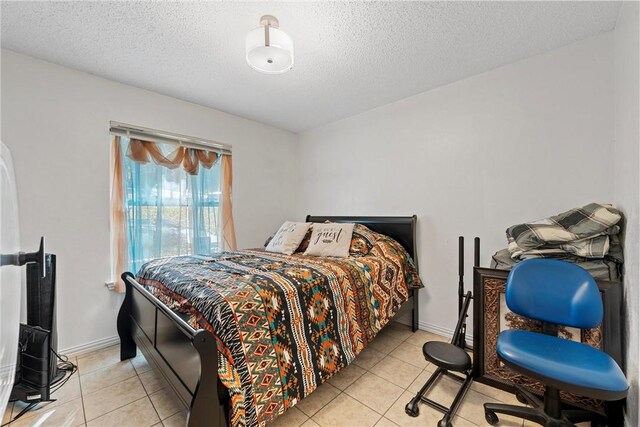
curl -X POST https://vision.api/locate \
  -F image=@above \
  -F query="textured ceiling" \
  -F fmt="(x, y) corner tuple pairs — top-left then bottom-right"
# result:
(1, 1), (621, 132)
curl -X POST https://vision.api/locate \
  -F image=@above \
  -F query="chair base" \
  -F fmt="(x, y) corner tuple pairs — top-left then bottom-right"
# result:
(405, 366), (473, 427)
(483, 384), (608, 427)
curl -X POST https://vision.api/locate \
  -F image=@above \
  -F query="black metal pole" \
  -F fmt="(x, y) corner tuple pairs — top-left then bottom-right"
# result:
(474, 237), (480, 267)
(458, 236), (464, 315)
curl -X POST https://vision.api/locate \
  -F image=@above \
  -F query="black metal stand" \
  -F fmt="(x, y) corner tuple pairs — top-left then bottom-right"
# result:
(5, 238), (68, 405)
(404, 291), (474, 427)
(404, 237), (479, 427)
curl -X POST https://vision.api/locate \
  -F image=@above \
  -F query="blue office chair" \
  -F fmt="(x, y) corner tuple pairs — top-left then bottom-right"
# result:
(483, 259), (628, 427)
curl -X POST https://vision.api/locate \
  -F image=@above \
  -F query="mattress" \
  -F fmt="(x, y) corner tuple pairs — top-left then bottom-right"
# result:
(135, 231), (422, 427)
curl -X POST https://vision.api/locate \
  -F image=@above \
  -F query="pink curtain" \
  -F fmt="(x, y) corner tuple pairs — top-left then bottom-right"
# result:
(110, 136), (128, 292)
(221, 154), (237, 251)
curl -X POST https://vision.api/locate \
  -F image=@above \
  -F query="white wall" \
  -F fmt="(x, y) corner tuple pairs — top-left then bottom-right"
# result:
(0, 50), (298, 352)
(614, 1), (640, 424)
(297, 33), (615, 337)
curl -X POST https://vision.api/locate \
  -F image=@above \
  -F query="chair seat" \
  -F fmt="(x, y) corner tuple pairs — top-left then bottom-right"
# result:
(497, 329), (628, 401)
(423, 341), (471, 372)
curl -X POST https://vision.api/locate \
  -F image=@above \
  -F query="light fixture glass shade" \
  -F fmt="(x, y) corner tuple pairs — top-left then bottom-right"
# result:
(246, 25), (294, 74)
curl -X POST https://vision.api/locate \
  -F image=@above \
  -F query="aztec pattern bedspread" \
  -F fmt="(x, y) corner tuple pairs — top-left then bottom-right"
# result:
(135, 231), (422, 427)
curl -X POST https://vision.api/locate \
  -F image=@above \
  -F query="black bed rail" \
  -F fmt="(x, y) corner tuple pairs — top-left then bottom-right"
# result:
(121, 272), (198, 338)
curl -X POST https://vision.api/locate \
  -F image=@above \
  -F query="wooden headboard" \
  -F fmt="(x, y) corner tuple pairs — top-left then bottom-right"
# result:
(305, 215), (418, 269)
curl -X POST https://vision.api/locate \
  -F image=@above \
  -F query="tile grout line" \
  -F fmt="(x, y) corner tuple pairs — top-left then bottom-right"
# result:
(375, 338), (447, 425)
(77, 356), (89, 427)
(346, 370), (407, 405)
(87, 395), (150, 425)
(302, 386), (343, 420)
(311, 328), (431, 425)
(83, 353), (180, 424)
(337, 359), (414, 423)
(383, 350), (430, 371)
(81, 365), (152, 424)
(307, 347), (406, 426)
(134, 360), (165, 424)
(147, 387), (181, 423)
(377, 388), (405, 424)
(383, 360), (422, 423)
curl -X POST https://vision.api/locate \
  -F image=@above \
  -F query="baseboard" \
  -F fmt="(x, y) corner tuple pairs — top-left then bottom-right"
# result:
(60, 335), (120, 358)
(61, 324), (467, 359)
(418, 320), (474, 348)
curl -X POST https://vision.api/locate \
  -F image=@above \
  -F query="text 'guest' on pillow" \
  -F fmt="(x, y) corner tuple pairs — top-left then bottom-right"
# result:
(265, 221), (312, 255)
(304, 222), (355, 257)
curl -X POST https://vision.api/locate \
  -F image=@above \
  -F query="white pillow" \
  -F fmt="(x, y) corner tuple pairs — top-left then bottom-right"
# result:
(304, 222), (355, 257)
(265, 221), (312, 255)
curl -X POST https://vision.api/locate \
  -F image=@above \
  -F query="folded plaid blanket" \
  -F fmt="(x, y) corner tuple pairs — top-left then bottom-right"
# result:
(491, 248), (621, 281)
(507, 203), (622, 260)
(491, 203), (624, 281)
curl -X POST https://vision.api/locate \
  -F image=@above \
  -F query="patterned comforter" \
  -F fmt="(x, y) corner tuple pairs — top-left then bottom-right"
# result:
(136, 231), (422, 427)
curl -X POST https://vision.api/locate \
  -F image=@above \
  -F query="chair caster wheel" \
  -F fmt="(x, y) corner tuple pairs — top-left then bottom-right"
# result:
(405, 400), (420, 417)
(437, 419), (452, 427)
(485, 410), (499, 425)
(515, 392), (527, 404)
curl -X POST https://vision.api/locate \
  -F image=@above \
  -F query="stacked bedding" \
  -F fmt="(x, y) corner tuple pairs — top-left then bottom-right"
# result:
(491, 203), (624, 280)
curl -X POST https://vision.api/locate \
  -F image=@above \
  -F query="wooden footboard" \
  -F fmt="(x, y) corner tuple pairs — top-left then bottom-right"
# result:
(117, 272), (226, 427)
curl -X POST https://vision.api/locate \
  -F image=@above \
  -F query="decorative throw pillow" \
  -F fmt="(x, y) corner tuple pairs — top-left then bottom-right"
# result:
(349, 224), (379, 257)
(266, 221), (312, 255)
(304, 222), (355, 257)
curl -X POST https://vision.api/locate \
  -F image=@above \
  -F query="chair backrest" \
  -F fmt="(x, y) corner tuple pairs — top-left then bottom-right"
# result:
(505, 259), (603, 329)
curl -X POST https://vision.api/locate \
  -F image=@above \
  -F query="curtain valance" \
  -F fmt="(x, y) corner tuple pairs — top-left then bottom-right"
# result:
(126, 138), (220, 175)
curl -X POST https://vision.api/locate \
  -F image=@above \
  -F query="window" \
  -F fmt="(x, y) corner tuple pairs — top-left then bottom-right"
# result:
(110, 127), (235, 291)
(120, 137), (222, 273)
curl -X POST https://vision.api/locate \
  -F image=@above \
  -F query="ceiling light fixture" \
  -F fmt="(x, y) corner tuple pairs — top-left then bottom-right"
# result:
(246, 15), (294, 74)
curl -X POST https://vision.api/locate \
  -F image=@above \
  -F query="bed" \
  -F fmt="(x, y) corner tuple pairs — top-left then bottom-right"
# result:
(117, 215), (422, 427)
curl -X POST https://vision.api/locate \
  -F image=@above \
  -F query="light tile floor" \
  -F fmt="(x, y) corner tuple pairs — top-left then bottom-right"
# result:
(3, 344), (184, 427)
(2, 324), (533, 427)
